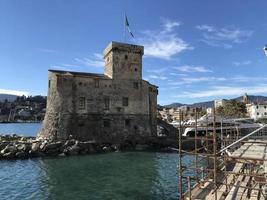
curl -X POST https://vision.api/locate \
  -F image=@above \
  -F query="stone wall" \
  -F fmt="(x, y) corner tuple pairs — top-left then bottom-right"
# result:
(38, 41), (158, 143)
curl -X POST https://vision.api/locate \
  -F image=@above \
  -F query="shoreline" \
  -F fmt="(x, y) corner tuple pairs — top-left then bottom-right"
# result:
(0, 121), (42, 124)
(0, 134), (179, 160)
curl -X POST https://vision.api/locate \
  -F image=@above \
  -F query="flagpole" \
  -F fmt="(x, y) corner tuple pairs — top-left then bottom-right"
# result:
(123, 12), (126, 42)
(122, 0), (126, 43)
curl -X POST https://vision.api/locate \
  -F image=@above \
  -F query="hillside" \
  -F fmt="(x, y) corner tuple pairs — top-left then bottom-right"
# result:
(164, 95), (267, 108)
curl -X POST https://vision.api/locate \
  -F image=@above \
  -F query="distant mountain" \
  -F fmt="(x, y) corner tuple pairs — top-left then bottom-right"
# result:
(0, 94), (18, 102)
(163, 95), (267, 109)
(191, 100), (214, 108)
(164, 103), (185, 108)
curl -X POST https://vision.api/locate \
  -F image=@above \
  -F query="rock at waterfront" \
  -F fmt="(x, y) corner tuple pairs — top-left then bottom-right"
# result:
(17, 143), (31, 152)
(44, 141), (62, 150)
(15, 151), (27, 159)
(1, 145), (17, 155)
(31, 142), (41, 152)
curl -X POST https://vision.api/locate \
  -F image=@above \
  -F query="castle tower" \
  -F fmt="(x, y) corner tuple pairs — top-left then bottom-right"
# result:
(103, 42), (144, 80)
(38, 41), (158, 142)
(243, 93), (249, 104)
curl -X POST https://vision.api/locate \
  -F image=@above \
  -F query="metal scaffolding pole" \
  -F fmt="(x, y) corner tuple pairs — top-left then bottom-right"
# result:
(178, 110), (183, 200)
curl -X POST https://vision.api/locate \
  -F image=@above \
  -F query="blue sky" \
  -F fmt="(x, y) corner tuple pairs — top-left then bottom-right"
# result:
(1, 0), (267, 105)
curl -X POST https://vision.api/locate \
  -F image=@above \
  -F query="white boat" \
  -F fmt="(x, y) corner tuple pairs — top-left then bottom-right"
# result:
(171, 114), (262, 137)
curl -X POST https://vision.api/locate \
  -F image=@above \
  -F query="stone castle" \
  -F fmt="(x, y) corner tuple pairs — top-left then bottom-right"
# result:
(38, 42), (158, 143)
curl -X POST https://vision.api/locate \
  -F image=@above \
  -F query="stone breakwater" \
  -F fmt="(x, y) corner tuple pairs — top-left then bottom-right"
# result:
(0, 134), (179, 160)
(0, 134), (108, 160)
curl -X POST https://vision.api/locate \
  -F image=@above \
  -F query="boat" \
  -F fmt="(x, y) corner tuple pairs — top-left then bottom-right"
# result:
(170, 114), (262, 137)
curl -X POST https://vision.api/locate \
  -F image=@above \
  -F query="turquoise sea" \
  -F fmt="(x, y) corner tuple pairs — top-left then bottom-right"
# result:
(0, 123), (194, 200)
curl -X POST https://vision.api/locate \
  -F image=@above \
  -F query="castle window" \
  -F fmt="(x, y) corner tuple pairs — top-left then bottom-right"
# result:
(122, 97), (128, 106)
(78, 121), (85, 127)
(125, 119), (131, 127)
(103, 120), (110, 127)
(125, 55), (128, 60)
(48, 80), (51, 88)
(78, 97), (86, 109)
(265, 106), (266, 109)
(95, 79), (99, 88)
(107, 57), (109, 62)
(104, 98), (110, 110)
(79, 82), (82, 86)
(133, 82), (139, 89)
(134, 68), (138, 71)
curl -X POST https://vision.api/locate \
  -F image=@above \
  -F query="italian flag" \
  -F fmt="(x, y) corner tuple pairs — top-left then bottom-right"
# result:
(125, 15), (134, 38)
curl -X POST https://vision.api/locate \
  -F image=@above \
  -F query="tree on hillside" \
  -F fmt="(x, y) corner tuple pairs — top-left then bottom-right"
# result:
(216, 100), (247, 118)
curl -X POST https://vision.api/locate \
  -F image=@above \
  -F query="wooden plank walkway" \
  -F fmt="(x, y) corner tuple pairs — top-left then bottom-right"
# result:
(185, 140), (267, 200)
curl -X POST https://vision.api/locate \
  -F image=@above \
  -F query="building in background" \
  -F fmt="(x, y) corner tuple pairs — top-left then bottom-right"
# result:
(246, 103), (267, 120)
(214, 99), (227, 108)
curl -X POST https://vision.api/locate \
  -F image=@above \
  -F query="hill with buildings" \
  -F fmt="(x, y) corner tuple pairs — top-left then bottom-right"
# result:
(0, 94), (18, 102)
(0, 95), (46, 122)
(164, 95), (267, 108)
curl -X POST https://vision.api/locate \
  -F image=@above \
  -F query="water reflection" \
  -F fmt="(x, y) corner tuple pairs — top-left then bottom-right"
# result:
(36, 152), (178, 200)
(0, 152), (198, 199)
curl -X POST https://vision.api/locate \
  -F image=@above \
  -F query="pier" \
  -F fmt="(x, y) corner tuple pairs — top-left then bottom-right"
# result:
(178, 109), (267, 200)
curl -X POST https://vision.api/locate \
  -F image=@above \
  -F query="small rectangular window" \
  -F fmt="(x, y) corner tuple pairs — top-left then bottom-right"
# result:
(95, 79), (99, 88)
(104, 98), (110, 110)
(103, 120), (110, 127)
(122, 97), (128, 106)
(257, 112), (259, 115)
(125, 119), (131, 127)
(79, 97), (85, 109)
(133, 82), (139, 89)
(48, 80), (51, 88)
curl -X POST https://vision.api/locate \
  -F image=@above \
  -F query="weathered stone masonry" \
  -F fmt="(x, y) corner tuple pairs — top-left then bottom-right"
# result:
(38, 42), (158, 143)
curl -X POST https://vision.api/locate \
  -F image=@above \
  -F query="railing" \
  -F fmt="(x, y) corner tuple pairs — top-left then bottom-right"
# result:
(219, 124), (267, 154)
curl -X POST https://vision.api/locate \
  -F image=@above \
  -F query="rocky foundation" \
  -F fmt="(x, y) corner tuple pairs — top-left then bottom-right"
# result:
(0, 134), (179, 160)
(0, 134), (104, 160)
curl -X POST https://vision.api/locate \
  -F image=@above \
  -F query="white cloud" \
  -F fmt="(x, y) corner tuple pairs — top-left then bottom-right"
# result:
(148, 75), (168, 80)
(196, 24), (253, 48)
(169, 73), (188, 76)
(0, 89), (28, 96)
(51, 53), (104, 71)
(162, 19), (181, 33)
(174, 84), (267, 98)
(196, 25), (215, 32)
(75, 53), (104, 67)
(147, 68), (167, 74)
(175, 65), (212, 73)
(167, 76), (225, 86)
(181, 77), (226, 83)
(137, 19), (192, 60)
(233, 60), (251, 66)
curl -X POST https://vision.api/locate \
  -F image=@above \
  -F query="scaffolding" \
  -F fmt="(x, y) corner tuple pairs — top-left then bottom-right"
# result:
(177, 108), (267, 200)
